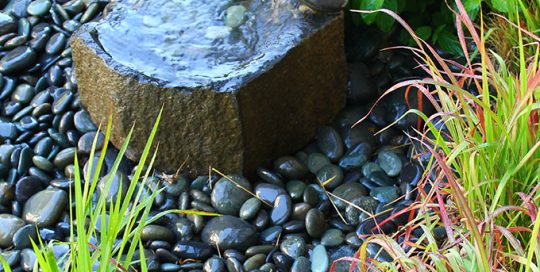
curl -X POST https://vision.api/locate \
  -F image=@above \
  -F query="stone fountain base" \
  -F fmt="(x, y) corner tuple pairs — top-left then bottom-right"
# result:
(71, 5), (346, 176)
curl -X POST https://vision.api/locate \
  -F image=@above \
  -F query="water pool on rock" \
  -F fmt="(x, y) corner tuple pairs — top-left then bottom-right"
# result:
(72, 0), (347, 175)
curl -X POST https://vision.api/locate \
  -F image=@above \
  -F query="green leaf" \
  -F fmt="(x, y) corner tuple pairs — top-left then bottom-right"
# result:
(431, 24), (447, 44)
(489, 0), (509, 12)
(436, 30), (464, 56)
(462, 0), (481, 21)
(359, 0), (384, 24)
(396, 0), (406, 13)
(375, 0), (398, 32)
(0, 256), (12, 272)
(415, 26), (433, 40)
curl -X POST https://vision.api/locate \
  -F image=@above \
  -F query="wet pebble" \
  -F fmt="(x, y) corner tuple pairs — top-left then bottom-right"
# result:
(15, 176), (43, 203)
(291, 256), (310, 272)
(12, 224), (38, 249)
(0, 250), (20, 268)
(141, 224), (175, 243)
(239, 197), (261, 221)
(77, 132), (104, 153)
(73, 110), (97, 133)
(321, 228), (344, 247)
(305, 208), (326, 238)
(27, 0), (52, 16)
(0, 122), (17, 140)
(273, 156), (308, 179)
(243, 253), (265, 271)
(0, 214), (25, 248)
(0, 13), (16, 36)
(96, 171), (129, 205)
(286, 180), (306, 201)
(279, 235), (306, 258)
(203, 256), (226, 272)
(270, 193), (291, 225)
(377, 149), (402, 177)
(316, 164), (343, 189)
(345, 196), (378, 225)
(370, 186), (400, 203)
(255, 183), (286, 204)
(256, 168), (284, 186)
(331, 182), (367, 210)
(172, 241), (213, 260)
(0, 46), (36, 74)
(201, 215), (258, 251)
(307, 152), (331, 174)
(328, 245), (358, 272)
(316, 126), (344, 161)
(400, 163), (422, 186)
(20, 248), (36, 271)
(53, 147), (76, 169)
(211, 175), (251, 215)
(226, 257), (243, 272)
(45, 33), (67, 55)
(22, 188), (67, 227)
(310, 245), (329, 272)
(260, 225), (281, 244)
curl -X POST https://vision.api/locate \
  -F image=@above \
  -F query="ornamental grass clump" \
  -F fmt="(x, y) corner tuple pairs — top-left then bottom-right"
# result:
(24, 111), (163, 272)
(335, 1), (540, 271)
(486, 0), (540, 67)
(0, 110), (218, 271)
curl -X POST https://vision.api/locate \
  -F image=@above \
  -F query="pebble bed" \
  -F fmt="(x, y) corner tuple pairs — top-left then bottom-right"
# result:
(0, 1), (434, 271)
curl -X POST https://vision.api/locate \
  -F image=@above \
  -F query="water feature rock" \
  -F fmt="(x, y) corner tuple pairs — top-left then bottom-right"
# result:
(71, 0), (346, 175)
(201, 215), (258, 251)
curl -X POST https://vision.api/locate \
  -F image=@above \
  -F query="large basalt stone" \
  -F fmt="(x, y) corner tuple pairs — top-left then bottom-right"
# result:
(71, 0), (346, 176)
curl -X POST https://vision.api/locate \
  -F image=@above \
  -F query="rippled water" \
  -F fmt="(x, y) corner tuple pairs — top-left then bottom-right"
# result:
(95, 0), (332, 90)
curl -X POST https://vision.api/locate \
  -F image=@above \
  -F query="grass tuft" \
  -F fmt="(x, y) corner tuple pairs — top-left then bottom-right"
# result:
(348, 0), (540, 270)
(29, 110), (219, 271)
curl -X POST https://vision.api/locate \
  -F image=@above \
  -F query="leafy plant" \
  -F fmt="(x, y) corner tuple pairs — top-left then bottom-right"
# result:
(346, 0), (540, 270)
(347, 0), (482, 56)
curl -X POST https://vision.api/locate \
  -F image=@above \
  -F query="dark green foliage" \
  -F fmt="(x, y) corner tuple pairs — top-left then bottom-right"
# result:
(348, 0), (481, 55)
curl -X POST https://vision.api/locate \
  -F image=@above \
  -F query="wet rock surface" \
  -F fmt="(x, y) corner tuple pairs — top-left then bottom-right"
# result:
(0, 0), (435, 270)
(71, 0), (347, 175)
